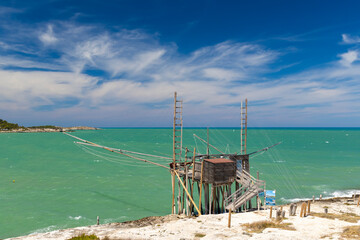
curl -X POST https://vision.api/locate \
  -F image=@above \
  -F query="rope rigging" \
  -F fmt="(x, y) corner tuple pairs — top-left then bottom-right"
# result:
(63, 132), (170, 170)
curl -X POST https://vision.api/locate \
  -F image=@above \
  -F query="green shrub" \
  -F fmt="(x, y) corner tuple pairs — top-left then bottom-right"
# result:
(67, 234), (100, 240)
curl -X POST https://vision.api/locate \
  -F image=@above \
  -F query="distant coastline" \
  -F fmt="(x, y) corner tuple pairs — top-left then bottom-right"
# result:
(0, 126), (99, 133)
(0, 118), (99, 133)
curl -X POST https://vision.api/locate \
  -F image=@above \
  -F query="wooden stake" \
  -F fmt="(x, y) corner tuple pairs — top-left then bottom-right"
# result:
(269, 206), (273, 218)
(198, 160), (204, 215)
(228, 210), (232, 228)
(357, 196), (360, 207)
(174, 170), (201, 215)
(300, 202), (307, 217)
(307, 200), (311, 213)
(276, 209), (281, 220)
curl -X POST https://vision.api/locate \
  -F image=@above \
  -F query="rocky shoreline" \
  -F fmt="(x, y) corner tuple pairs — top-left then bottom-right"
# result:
(0, 126), (99, 133)
(6, 197), (360, 240)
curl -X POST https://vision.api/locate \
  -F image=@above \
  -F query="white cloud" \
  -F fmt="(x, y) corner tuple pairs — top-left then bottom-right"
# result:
(203, 68), (242, 81)
(0, 70), (97, 110)
(39, 25), (58, 45)
(342, 34), (360, 44)
(339, 50), (359, 66)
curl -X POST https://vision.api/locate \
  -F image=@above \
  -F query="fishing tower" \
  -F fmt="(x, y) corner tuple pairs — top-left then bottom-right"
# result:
(170, 92), (268, 216)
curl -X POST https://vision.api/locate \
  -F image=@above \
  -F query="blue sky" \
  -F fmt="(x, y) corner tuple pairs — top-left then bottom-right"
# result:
(0, 0), (360, 127)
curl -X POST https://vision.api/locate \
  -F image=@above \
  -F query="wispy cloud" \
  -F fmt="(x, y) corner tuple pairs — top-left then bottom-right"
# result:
(39, 24), (58, 45)
(342, 34), (360, 44)
(0, 19), (359, 126)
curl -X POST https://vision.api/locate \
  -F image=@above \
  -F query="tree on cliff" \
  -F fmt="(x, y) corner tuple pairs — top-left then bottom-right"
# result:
(0, 119), (21, 130)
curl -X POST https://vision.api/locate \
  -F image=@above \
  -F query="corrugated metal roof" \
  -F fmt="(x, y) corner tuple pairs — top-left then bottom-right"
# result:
(204, 158), (234, 164)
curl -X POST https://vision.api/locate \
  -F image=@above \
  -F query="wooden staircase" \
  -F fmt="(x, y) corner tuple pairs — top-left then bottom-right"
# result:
(225, 170), (265, 211)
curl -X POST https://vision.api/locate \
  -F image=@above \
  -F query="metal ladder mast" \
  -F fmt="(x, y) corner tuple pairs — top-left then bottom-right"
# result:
(172, 92), (183, 214)
(240, 99), (248, 155)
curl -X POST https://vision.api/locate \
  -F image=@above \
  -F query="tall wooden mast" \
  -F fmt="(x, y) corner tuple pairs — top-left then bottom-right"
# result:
(172, 92), (183, 214)
(240, 99), (248, 155)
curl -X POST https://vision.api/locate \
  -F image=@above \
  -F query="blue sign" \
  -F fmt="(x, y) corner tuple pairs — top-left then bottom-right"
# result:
(264, 190), (276, 206)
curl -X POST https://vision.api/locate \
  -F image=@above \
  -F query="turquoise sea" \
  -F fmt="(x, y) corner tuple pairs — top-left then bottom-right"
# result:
(1, 128), (359, 238)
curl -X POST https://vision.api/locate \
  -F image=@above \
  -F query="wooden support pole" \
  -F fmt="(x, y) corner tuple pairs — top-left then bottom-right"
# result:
(214, 186), (217, 214)
(205, 183), (209, 214)
(307, 200), (311, 213)
(174, 170), (201, 215)
(209, 185), (214, 214)
(218, 187), (221, 213)
(171, 172), (175, 214)
(221, 186), (225, 213)
(269, 206), (273, 218)
(235, 182), (239, 211)
(178, 180), (182, 214)
(184, 148), (189, 216)
(357, 196), (360, 207)
(190, 147), (196, 213)
(228, 210), (232, 228)
(198, 160), (204, 215)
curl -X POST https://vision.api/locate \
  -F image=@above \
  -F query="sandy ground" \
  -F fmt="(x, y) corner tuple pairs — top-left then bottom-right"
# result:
(7, 197), (360, 240)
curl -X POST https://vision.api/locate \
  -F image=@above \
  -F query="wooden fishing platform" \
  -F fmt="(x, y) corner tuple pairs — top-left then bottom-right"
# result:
(169, 92), (273, 216)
